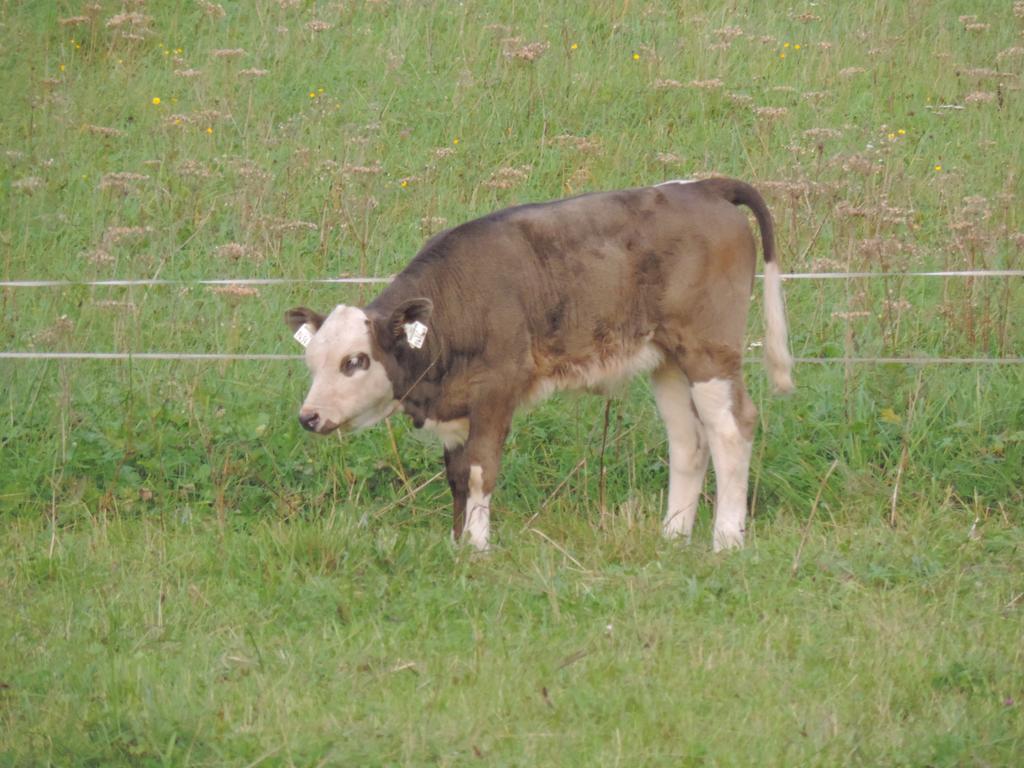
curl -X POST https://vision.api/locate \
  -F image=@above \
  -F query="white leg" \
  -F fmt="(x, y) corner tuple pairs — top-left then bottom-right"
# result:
(690, 378), (754, 552)
(651, 365), (709, 541)
(465, 464), (491, 551)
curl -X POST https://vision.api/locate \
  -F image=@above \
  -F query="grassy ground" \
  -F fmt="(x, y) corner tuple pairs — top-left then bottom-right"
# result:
(2, 1), (1023, 765)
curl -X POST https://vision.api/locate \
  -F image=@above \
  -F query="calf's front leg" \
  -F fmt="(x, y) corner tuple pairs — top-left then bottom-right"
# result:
(444, 445), (470, 542)
(444, 401), (513, 551)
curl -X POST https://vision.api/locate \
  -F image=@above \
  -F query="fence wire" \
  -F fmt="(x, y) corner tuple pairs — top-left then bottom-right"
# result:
(1, 353), (1021, 365)
(1, 269), (1022, 289)
(2, 270), (1020, 365)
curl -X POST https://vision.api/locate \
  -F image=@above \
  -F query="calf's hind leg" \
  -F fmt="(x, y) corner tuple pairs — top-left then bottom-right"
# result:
(651, 364), (710, 542)
(689, 375), (757, 551)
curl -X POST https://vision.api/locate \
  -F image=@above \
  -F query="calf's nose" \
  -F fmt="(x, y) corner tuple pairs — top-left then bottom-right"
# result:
(299, 411), (320, 432)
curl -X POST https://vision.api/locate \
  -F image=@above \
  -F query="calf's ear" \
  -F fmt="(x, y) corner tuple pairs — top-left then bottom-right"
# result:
(388, 298), (433, 342)
(285, 307), (326, 332)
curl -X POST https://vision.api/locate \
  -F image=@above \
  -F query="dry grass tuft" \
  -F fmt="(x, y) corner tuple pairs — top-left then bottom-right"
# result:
(964, 91), (996, 105)
(502, 39), (549, 62)
(198, 1), (226, 19)
(209, 284), (259, 297)
(754, 106), (788, 121)
(31, 315), (74, 345)
(12, 177), (44, 194)
(551, 134), (601, 153)
(84, 124), (125, 138)
(98, 172), (149, 193)
(484, 165), (532, 190)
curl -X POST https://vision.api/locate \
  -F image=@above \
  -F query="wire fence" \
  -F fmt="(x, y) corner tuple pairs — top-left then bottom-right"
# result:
(1, 269), (1022, 289)
(0, 352), (1021, 364)
(2, 270), (1021, 364)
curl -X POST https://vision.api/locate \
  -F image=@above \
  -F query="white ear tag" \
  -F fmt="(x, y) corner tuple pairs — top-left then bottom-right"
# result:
(403, 320), (428, 349)
(293, 323), (315, 348)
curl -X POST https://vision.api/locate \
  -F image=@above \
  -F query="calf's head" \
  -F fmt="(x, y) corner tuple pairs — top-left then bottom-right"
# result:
(284, 300), (432, 435)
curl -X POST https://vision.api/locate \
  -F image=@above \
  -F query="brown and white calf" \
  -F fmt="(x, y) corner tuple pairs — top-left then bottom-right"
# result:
(286, 177), (794, 551)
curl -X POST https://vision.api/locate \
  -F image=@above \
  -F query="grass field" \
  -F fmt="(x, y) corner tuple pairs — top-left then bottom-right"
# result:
(2, 1), (1023, 765)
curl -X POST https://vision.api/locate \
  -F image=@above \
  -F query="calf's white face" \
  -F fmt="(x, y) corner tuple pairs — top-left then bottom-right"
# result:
(295, 305), (397, 434)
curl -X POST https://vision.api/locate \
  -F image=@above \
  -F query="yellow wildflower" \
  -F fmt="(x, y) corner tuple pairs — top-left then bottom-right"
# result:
(879, 408), (901, 425)
(152, 96), (161, 105)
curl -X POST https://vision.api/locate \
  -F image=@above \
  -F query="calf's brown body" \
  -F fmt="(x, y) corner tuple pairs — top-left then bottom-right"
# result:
(287, 178), (793, 550)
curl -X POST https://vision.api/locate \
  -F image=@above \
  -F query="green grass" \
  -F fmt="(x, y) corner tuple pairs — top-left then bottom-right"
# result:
(2, 1), (1023, 765)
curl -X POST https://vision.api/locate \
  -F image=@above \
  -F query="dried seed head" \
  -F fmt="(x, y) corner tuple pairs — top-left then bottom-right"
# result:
(343, 163), (384, 176)
(32, 315), (74, 345)
(964, 91), (996, 104)
(105, 12), (152, 30)
(714, 26), (744, 41)
(177, 160), (215, 179)
(98, 172), (149, 193)
(103, 225), (153, 245)
(483, 165), (532, 190)
(12, 176), (44, 193)
(503, 40), (549, 62)
(84, 124), (125, 138)
(754, 106), (788, 121)
(804, 127), (842, 141)
(198, 1), (226, 19)
(551, 134), (601, 153)
(419, 217), (448, 234)
(210, 284), (259, 297)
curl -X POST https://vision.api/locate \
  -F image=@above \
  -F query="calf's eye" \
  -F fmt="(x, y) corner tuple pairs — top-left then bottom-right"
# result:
(341, 353), (370, 376)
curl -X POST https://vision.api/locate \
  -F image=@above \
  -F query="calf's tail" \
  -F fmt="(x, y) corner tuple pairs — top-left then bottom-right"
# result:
(701, 178), (795, 394)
